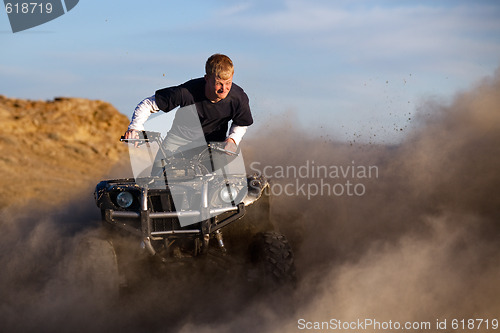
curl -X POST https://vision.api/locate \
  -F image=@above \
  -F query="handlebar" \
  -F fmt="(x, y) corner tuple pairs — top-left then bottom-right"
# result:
(121, 131), (239, 156)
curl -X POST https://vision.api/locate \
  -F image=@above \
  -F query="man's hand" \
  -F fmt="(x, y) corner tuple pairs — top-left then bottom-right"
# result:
(224, 138), (237, 154)
(123, 129), (140, 148)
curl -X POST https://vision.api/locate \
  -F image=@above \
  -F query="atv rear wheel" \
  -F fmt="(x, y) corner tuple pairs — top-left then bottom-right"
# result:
(249, 231), (296, 289)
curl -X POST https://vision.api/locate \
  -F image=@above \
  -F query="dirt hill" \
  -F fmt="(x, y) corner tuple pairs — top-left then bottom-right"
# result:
(0, 95), (131, 209)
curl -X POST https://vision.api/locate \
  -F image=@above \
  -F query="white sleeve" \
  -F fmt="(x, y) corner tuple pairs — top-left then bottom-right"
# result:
(128, 95), (160, 131)
(227, 124), (248, 145)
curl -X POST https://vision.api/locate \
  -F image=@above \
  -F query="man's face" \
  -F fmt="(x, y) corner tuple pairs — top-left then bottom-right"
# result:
(205, 74), (233, 103)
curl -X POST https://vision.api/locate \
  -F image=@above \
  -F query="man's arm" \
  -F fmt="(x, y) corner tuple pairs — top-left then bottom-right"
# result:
(225, 124), (248, 152)
(124, 96), (159, 139)
(227, 124), (247, 145)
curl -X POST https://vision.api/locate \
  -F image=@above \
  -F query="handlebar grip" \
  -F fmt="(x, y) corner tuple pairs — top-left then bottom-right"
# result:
(210, 144), (239, 156)
(120, 136), (150, 143)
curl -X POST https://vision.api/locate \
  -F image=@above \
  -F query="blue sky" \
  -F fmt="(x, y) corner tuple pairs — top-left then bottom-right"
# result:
(1, 0), (500, 143)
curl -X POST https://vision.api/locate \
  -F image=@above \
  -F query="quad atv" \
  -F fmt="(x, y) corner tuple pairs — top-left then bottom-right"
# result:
(90, 129), (296, 294)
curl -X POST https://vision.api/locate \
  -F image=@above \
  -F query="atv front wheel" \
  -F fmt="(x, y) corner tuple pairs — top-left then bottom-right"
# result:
(70, 236), (121, 298)
(249, 231), (296, 288)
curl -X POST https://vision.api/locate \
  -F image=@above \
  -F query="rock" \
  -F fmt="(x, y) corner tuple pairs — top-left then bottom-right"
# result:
(0, 95), (131, 208)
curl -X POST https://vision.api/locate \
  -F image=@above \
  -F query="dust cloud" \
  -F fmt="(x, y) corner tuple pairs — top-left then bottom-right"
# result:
(1, 69), (499, 332)
(246, 68), (500, 332)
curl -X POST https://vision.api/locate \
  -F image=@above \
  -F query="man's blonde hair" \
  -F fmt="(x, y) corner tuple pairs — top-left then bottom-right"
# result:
(205, 54), (234, 80)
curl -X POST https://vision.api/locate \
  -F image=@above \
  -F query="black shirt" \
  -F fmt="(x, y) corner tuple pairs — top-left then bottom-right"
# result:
(155, 78), (253, 142)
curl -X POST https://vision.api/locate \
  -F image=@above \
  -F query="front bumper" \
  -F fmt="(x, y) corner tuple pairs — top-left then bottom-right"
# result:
(104, 201), (245, 240)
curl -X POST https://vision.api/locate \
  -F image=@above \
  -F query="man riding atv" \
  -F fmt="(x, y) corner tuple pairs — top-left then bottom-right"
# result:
(123, 53), (252, 156)
(88, 54), (295, 295)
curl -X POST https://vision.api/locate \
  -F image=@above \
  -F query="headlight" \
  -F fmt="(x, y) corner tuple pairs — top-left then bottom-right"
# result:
(116, 191), (134, 208)
(219, 186), (238, 203)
